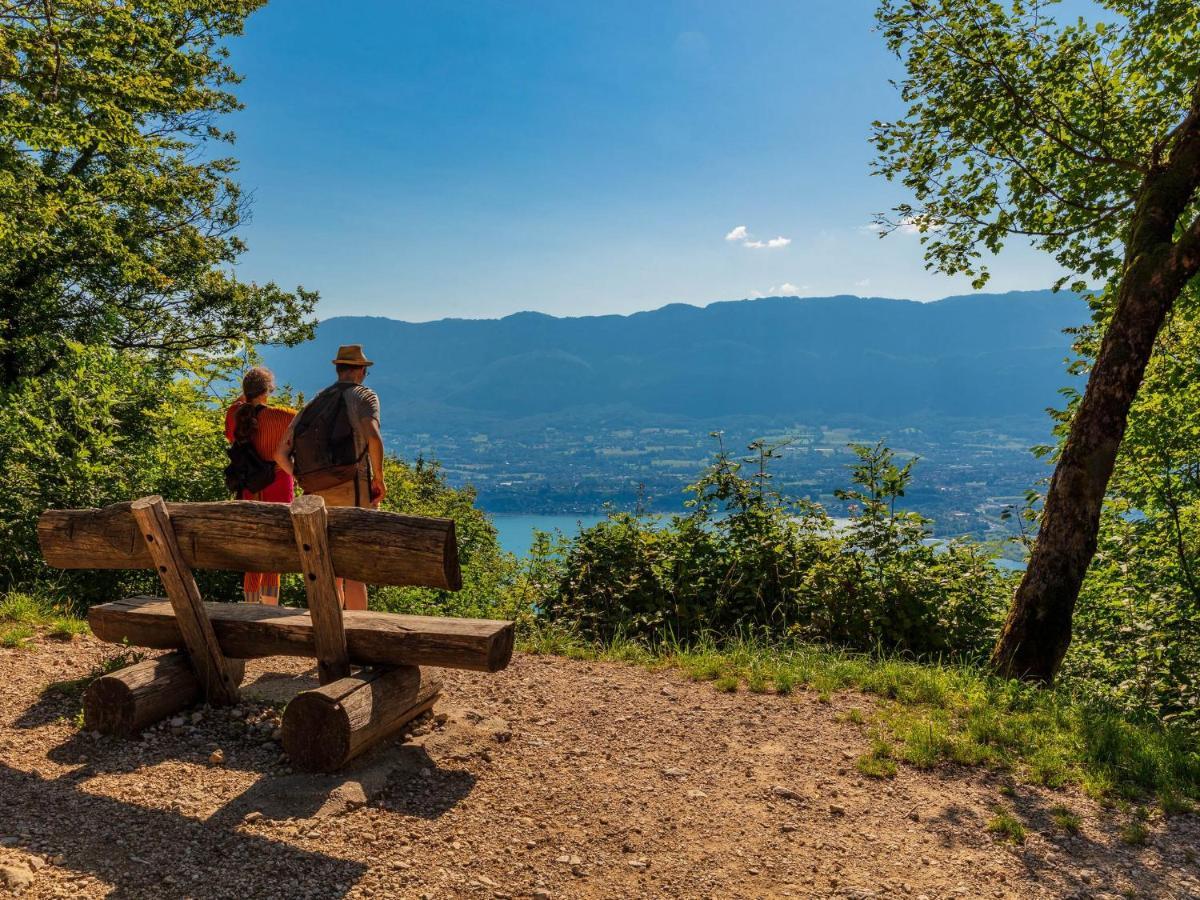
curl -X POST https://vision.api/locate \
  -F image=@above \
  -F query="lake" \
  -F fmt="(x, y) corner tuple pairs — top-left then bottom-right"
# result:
(490, 513), (609, 557)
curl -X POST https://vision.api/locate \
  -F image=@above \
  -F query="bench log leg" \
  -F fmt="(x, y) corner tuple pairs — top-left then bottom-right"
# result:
(281, 665), (442, 773)
(84, 652), (247, 737)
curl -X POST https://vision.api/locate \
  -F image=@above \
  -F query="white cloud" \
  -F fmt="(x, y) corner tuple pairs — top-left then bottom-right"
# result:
(725, 225), (790, 250)
(743, 236), (791, 249)
(860, 215), (942, 237)
(855, 278), (871, 289)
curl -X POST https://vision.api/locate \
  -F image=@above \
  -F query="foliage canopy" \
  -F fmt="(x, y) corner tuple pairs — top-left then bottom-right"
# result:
(0, 0), (315, 386)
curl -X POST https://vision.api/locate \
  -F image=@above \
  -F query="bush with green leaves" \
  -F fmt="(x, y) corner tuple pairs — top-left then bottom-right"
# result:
(357, 457), (522, 622)
(533, 438), (1013, 658)
(0, 343), (235, 606)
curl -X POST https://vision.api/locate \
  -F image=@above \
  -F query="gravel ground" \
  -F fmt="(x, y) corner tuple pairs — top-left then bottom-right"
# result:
(2, 632), (1198, 899)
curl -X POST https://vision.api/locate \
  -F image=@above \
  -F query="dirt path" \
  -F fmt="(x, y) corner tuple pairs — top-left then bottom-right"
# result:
(1, 634), (1197, 899)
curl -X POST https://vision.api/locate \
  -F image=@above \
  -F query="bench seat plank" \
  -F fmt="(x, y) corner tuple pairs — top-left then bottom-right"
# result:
(89, 596), (514, 673)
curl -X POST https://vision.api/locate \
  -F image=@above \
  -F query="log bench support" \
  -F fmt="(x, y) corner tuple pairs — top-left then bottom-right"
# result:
(282, 666), (443, 773)
(131, 496), (240, 706)
(84, 652), (247, 737)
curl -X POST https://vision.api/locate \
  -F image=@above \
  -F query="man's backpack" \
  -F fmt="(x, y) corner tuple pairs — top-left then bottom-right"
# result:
(290, 382), (364, 492)
(224, 406), (278, 495)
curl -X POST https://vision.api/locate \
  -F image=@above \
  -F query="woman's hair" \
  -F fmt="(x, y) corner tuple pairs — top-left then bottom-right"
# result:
(234, 366), (275, 443)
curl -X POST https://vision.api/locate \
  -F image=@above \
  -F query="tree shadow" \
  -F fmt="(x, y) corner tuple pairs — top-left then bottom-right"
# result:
(0, 762), (368, 900)
(922, 770), (1177, 897)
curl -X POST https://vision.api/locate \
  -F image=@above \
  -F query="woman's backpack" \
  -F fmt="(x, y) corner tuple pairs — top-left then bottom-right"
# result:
(224, 405), (278, 495)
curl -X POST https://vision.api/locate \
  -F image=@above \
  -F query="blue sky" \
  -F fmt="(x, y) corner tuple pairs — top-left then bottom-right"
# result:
(227, 0), (1067, 322)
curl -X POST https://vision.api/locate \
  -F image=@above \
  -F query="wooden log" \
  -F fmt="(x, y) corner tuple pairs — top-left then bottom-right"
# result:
(38, 499), (462, 590)
(83, 652), (247, 737)
(290, 495), (351, 684)
(131, 496), (240, 706)
(282, 666), (442, 772)
(90, 596), (515, 673)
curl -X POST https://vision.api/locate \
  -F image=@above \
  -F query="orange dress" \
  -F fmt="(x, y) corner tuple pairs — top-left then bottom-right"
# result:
(225, 400), (297, 603)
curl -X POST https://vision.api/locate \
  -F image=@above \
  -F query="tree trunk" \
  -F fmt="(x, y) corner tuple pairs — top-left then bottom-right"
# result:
(992, 111), (1200, 681)
(990, 261), (1177, 681)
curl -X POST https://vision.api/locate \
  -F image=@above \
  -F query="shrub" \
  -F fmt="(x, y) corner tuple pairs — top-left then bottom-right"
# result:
(534, 438), (1012, 658)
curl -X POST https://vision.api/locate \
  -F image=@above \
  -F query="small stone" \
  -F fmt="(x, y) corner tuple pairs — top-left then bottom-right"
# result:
(687, 789), (707, 799)
(190, 712), (203, 725)
(209, 749), (225, 765)
(781, 823), (798, 833)
(532, 891), (551, 900)
(492, 729), (512, 743)
(169, 716), (186, 728)
(243, 811), (263, 824)
(628, 859), (649, 870)
(771, 785), (802, 800)
(1, 865), (34, 891)
(829, 804), (846, 816)
(27, 858), (46, 871)
(662, 767), (688, 778)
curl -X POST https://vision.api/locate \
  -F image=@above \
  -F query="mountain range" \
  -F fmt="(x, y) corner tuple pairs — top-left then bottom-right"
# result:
(259, 290), (1087, 436)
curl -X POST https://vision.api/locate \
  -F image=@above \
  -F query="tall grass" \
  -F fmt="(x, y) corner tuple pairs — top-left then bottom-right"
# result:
(0, 590), (89, 647)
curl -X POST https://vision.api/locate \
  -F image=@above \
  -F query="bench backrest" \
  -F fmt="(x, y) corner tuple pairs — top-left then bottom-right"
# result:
(38, 499), (461, 591)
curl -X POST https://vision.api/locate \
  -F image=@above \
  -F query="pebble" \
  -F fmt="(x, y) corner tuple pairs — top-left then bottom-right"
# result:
(0, 865), (34, 891)
(209, 748), (225, 765)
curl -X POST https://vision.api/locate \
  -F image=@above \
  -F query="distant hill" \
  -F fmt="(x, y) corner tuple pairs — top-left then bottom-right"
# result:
(259, 290), (1087, 435)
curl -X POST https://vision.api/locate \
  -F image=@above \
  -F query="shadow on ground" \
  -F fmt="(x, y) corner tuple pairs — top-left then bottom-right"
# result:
(0, 762), (368, 900)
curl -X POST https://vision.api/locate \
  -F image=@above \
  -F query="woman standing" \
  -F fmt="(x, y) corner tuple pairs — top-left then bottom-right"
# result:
(225, 366), (296, 604)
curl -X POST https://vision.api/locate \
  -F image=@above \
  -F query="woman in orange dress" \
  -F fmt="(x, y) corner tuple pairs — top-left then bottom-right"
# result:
(224, 367), (296, 604)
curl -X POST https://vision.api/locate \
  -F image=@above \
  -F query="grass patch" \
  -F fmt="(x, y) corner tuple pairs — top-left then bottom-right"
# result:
(986, 806), (1027, 844)
(1121, 820), (1150, 845)
(857, 734), (898, 778)
(1, 623), (35, 648)
(1049, 804), (1081, 833)
(516, 625), (1200, 807)
(0, 591), (89, 643)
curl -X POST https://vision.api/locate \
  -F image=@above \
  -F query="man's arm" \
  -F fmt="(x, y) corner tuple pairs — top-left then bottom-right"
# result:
(366, 417), (386, 502)
(274, 420), (296, 477)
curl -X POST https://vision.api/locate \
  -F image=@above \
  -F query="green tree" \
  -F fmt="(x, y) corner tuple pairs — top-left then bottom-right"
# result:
(0, 0), (315, 387)
(1065, 282), (1200, 723)
(872, 0), (1200, 681)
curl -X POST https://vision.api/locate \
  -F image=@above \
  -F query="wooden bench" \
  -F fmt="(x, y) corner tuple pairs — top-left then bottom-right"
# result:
(38, 495), (514, 772)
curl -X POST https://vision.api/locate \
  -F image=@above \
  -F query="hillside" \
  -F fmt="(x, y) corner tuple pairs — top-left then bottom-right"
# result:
(3, 634), (1196, 898)
(260, 290), (1086, 433)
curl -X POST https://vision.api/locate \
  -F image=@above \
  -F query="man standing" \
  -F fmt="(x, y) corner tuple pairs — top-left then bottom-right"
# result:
(275, 344), (386, 610)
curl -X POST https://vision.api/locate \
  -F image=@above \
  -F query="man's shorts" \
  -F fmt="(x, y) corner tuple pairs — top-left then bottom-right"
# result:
(311, 476), (378, 510)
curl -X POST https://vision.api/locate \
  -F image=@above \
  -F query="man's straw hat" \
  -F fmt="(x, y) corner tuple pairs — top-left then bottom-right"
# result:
(332, 344), (374, 367)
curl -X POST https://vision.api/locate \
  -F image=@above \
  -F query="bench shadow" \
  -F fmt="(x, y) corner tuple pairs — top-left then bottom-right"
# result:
(0, 762), (367, 900)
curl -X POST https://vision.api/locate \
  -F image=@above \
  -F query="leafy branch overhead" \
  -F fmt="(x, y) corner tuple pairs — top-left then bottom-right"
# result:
(872, 0), (1200, 292)
(0, 1), (316, 386)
